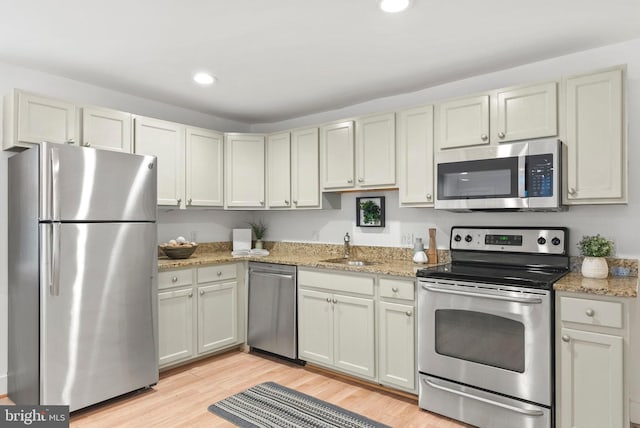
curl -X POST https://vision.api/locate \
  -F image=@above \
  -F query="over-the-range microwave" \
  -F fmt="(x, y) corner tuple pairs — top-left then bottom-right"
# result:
(434, 138), (564, 211)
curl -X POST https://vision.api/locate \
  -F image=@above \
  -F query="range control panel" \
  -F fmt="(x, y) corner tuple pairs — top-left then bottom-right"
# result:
(450, 227), (567, 255)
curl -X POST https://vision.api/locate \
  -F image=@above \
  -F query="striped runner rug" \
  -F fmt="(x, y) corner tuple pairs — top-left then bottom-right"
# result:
(208, 381), (391, 428)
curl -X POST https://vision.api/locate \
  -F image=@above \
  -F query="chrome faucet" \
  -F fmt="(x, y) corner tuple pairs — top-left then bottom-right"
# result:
(343, 232), (351, 258)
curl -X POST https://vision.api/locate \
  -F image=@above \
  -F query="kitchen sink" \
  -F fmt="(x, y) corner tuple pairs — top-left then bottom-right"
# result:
(320, 258), (378, 266)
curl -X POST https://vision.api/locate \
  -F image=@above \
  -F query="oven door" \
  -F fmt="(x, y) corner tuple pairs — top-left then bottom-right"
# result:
(417, 278), (551, 406)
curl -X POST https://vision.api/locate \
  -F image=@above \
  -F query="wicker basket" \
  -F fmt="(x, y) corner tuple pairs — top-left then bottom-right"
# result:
(161, 245), (198, 259)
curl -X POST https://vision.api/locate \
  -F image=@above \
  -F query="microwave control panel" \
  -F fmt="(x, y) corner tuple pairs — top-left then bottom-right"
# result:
(525, 154), (554, 198)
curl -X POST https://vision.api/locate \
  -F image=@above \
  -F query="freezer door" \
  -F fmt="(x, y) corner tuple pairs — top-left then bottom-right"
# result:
(40, 222), (158, 411)
(39, 142), (157, 222)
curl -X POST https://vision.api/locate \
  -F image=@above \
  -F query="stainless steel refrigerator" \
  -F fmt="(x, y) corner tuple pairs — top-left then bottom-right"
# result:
(8, 142), (159, 412)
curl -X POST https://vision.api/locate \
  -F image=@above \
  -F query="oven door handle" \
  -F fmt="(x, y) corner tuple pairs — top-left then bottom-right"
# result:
(423, 377), (545, 417)
(421, 284), (543, 304)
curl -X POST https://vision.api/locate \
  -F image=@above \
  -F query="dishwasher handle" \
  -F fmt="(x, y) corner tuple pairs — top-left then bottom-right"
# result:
(250, 271), (295, 280)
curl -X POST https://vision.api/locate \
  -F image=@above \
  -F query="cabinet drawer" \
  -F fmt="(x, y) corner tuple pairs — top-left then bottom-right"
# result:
(197, 264), (237, 283)
(159, 269), (193, 290)
(560, 296), (622, 329)
(299, 269), (374, 296)
(379, 278), (415, 301)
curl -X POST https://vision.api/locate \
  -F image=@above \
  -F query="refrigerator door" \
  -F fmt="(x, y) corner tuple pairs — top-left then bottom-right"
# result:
(40, 222), (158, 411)
(39, 142), (157, 222)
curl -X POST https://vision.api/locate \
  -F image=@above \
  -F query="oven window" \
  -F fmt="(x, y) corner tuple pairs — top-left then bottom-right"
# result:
(435, 309), (525, 373)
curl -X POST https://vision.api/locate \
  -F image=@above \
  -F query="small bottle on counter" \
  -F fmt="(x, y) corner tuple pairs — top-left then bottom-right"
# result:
(413, 237), (424, 254)
(413, 238), (428, 263)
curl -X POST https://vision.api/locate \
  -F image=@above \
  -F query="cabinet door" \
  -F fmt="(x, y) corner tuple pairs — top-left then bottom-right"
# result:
(495, 81), (557, 143)
(291, 127), (320, 208)
(356, 113), (396, 188)
(158, 288), (194, 367)
(186, 127), (224, 207)
(197, 281), (238, 354)
(564, 68), (624, 204)
(267, 132), (292, 208)
(17, 91), (77, 146)
(560, 328), (623, 428)
(320, 121), (354, 190)
(134, 116), (185, 207)
(225, 134), (265, 208)
(397, 105), (434, 206)
(333, 294), (375, 379)
(436, 95), (489, 150)
(378, 301), (415, 391)
(298, 288), (333, 365)
(81, 106), (132, 153)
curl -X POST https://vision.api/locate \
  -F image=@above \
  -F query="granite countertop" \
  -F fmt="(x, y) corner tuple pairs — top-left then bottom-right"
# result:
(554, 272), (638, 298)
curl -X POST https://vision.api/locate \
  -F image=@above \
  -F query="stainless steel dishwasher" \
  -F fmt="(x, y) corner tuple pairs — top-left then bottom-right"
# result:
(247, 262), (298, 360)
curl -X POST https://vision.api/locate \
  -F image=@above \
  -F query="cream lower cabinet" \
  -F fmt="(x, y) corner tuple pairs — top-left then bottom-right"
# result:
(298, 269), (376, 380)
(378, 278), (415, 392)
(557, 293), (628, 428)
(158, 263), (244, 369)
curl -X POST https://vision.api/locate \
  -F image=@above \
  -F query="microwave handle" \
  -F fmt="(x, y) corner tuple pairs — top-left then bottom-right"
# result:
(518, 154), (526, 198)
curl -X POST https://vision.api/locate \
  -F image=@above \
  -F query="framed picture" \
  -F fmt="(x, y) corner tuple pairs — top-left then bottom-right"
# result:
(356, 196), (385, 227)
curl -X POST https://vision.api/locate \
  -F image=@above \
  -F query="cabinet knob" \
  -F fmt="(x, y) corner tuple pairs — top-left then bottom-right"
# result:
(188, 292), (193, 298)
(561, 335), (570, 343)
(392, 287), (399, 292)
(585, 308), (595, 317)
(568, 187), (577, 196)
(259, 200), (265, 205)
(217, 271), (222, 276)
(326, 297), (332, 303)
(332, 298), (338, 304)
(200, 290), (205, 296)
(284, 200), (289, 205)
(176, 198), (182, 206)
(82, 141), (91, 147)
(293, 200), (298, 205)
(405, 311), (413, 317)
(171, 276), (178, 283)
(187, 198), (192, 206)
(347, 179), (353, 184)
(358, 178), (364, 183)
(65, 139), (75, 144)
(426, 194), (432, 201)
(498, 131), (506, 139)
(480, 134), (488, 141)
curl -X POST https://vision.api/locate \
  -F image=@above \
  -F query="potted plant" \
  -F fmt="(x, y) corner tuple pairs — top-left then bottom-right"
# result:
(577, 234), (614, 278)
(248, 220), (267, 249)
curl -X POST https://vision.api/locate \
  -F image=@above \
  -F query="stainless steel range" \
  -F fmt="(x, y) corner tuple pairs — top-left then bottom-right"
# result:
(417, 226), (569, 428)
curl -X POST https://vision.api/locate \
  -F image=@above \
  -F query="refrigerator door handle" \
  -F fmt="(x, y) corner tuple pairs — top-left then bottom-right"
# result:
(51, 147), (61, 221)
(50, 223), (61, 296)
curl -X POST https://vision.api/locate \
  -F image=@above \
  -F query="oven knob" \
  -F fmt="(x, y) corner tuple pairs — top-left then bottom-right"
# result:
(551, 237), (561, 246)
(537, 237), (547, 245)
(464, 235), (473, 243)
(454, 234), (462, 242)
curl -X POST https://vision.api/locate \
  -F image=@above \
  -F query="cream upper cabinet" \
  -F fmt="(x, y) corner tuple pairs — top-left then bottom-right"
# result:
(397, 105), (434, 206)
(225, 133), (265, 208)
(291, 127), (320, 209)
(186, 127), (224, 207)
(320, 121), (355, 190)
(355, 112), (396, 188)
(267, 132), (292, 208)
(563, 67), (625, 204)
(435, 94), (489, 150)
(3, 89), (78, 150)
(81, 106), (132, 153)
(494, 81), (557, 143)
(134, 116), (185, 208)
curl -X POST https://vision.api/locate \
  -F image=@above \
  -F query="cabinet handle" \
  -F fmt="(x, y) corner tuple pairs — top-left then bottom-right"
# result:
(284, 200), (289, 205)
(200, 290), (205, 296)
(561, 335), (570, 343)
(171, 276), (178, 283)
(392, 287), (399, 292)
(480, 134), (488, 141)
(498, 131), (505, 139)
(405, 311), (413, 317)
(187, 198), (192, 206)
(358, 177), (364, 183)
(568, 187), (577, 196)
(426, 194), (432, 201)
(585, 308), (595, 317)
(326, 297), (332, 303)
(188, 292), (193, 298)
(332, 298), (338, 304)
(217, 271), (222, 276)
(347, 179), (353, 184)
(176, 198), (182, 206)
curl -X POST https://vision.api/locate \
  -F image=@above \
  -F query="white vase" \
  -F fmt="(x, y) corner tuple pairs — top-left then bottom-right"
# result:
(254, 240), (263, 249)
(581, 256), (609, 279)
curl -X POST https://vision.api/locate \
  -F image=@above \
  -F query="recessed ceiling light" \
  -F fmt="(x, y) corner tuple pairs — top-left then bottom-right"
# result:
(380, 0), (410, 13)
(193, 72), (216, 85)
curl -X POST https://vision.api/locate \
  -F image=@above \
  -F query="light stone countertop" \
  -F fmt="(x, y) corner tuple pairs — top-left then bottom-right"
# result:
(554, 272), (638, 298)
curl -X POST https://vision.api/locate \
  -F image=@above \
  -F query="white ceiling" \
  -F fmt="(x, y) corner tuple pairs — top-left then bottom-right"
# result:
(1, 0), (639, 124)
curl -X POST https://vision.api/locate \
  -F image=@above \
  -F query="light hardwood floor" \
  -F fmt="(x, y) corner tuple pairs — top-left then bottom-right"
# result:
(2, 350), (469, 427)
